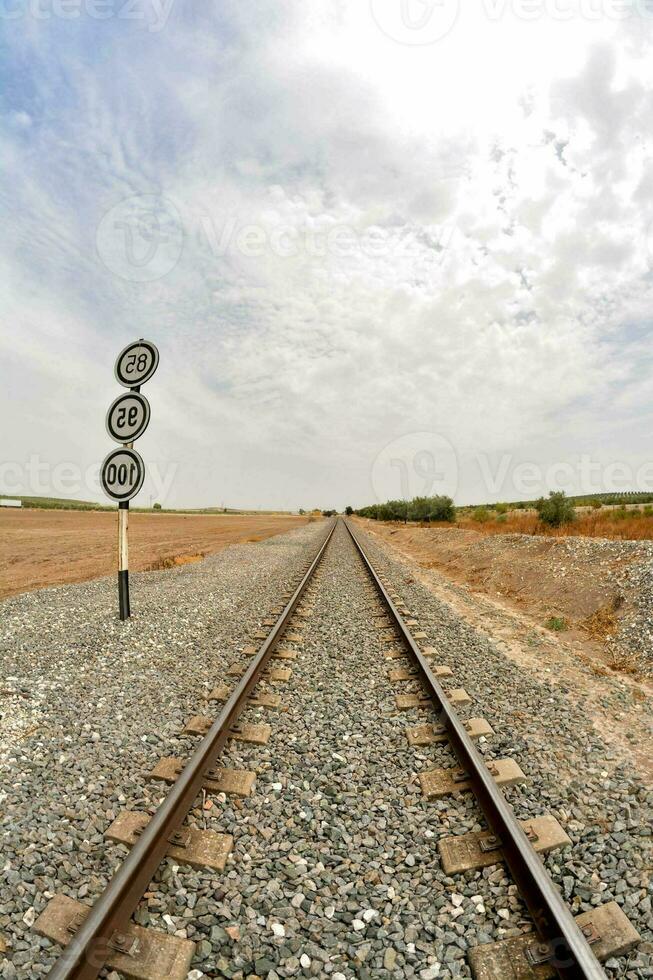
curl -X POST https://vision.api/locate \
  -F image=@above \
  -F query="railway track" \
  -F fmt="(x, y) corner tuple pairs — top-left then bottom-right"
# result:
(30, 518), (641, 979)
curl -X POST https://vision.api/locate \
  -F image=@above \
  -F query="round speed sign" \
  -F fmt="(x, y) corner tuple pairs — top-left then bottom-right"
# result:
(101, 447), (145, 502)
(106, 391), (150, 444)
(115, 339), (159, 388)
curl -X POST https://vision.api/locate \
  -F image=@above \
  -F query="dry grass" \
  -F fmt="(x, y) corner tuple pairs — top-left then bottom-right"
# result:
(145, 552), (205, 571)
(453, 510), (653, 541)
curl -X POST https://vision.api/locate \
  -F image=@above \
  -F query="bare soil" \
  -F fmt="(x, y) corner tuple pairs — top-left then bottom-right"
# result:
(0, 510), (310, 599)
(361, 521), (639, 649)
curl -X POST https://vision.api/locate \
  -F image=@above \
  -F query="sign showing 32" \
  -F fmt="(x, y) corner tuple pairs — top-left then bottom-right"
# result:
(106, 391), (151, 444)
(115, 339), (159, 388)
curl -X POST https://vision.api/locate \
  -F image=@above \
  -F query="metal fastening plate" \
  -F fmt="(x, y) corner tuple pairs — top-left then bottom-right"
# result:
(420, 767), (470, 798)
(438, 815), (571, 873)
(273, 648), (297, 660)
(147, 757), (184, 783)
(167, 828), (233, 870)
(464, 717), (495, 738)
(249, 692), (284, 710)
(109, 930), (141, 957)
(420, 758), (526, 798)
(406, 717), (492, 746)
(467, 902), (640, 979)
(206, 684), (230, 702)
(147, 757), (256, 797)
(388, 667), (417, 682)
(183, 715), (213, 736)
(406, 723), (440, 746)
(228, 722), (272, 745)
(268, 667), (292, 683)
(34, 895), (196, 980)
(396, 693), (431, 711)
(204, 768), (256, 796)
(447, 687), (472, 705)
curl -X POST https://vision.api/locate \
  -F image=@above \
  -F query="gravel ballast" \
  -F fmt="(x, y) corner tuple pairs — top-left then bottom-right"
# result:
(1, 519), (651, 979)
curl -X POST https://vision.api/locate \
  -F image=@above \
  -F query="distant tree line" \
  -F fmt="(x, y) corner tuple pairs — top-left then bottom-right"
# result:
(356, 495), (456, 523)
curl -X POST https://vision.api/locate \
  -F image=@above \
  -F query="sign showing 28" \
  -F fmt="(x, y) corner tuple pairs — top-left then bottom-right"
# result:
(106, 391), (151, 444)
(114, 339), (159, 388)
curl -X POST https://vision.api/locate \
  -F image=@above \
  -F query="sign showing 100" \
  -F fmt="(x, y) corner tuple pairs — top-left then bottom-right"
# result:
(101, 447), (145, 501)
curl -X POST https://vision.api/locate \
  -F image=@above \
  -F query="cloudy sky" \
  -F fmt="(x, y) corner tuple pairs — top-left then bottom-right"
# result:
(2, 1), (653, 510)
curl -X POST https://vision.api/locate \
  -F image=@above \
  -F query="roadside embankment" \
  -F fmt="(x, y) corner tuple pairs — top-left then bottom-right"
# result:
(357, 519), (653, 678)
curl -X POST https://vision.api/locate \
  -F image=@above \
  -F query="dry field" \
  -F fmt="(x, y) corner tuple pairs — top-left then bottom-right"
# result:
(0, 509), (311, 599)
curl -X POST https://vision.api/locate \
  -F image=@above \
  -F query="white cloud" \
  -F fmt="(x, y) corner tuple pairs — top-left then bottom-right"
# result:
(2, 3), (653, 509)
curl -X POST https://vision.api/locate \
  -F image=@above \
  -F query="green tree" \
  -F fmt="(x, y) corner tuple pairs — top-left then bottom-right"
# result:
(535, 491), (575, 527)
(345, 506), (353, 515)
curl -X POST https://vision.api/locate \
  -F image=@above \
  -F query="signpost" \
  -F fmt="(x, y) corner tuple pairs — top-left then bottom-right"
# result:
(102, 340), (159, 620)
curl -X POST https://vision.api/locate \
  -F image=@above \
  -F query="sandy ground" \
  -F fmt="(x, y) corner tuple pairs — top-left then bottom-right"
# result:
(0, 509), (311, 599)
(357, 519), (653, 779)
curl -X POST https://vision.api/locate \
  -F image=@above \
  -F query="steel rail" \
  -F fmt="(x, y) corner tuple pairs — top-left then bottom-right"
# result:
(344, 519), (606, 980)
(48, 519), (337, 980)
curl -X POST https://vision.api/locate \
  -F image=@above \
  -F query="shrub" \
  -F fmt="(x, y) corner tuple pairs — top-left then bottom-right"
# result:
(591, 499), (602, 510)
(494, 502), (508, 515)
(535, 491), (576, 527)
(472, 507), (491, 523)
(545, 616), (568, 631)
(152, 502), (162, 510)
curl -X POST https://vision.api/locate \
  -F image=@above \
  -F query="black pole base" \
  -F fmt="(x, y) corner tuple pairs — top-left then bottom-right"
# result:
(118, 569), (131, 620)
